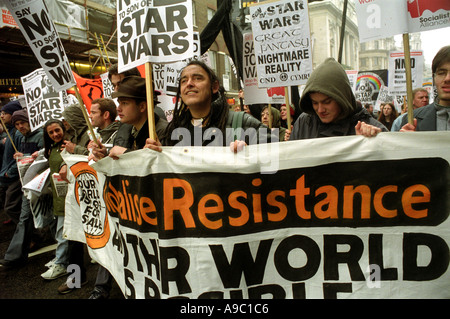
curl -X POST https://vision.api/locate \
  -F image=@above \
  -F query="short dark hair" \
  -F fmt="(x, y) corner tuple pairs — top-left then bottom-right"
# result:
(107, 63), (141, 82)
(432, 45), (450, 75)
(91, 98), (117, 122)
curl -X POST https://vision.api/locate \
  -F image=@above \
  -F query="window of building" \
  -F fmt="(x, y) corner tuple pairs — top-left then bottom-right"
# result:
(207, 8), (215, 22)
(209, 50), (217, 73)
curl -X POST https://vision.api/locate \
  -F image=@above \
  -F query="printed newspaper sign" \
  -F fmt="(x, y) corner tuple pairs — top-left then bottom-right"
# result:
(249, 0), (312, 88)
(388, 51), (424, 96)
(163, 32), (202, 96)
(374, 85), (395, 112)
(0, 5), (18, 27)
(117, 0), (194, 73)
(355, 0), (450, 42)
(345, 70), (359, 94)
(21, 68), (69, 131)
(243, 32), (286, 105)
(407, 0), (450, 33)
(355, 70), (388, 105)
(64, 132), (450, 299)
(3, 0), (76, 91)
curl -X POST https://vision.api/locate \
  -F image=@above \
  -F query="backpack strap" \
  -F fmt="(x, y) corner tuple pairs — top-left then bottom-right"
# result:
(232, 111), (245, 141)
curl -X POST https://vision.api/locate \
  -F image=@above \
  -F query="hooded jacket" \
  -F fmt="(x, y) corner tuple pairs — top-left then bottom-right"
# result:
(62, 104), (90, 155)
(290, 58), (387, 140)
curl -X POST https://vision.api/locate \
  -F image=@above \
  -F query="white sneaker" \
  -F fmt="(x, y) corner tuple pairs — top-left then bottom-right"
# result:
(41, 263), (67, 280)
(45, 257), (56, 268)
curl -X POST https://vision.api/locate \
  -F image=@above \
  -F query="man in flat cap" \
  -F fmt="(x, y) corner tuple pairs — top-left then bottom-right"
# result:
(91, 75), (167, 159)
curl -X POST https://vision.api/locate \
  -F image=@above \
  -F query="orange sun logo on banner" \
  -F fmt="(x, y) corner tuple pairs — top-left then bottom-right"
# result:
(70, 161), (110, 249)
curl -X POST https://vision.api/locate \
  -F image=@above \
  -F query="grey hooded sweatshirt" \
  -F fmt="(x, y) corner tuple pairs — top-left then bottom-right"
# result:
(290, 58), (387, 140)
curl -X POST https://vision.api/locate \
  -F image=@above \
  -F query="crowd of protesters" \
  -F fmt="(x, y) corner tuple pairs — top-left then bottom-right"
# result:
(0, 45), (449, 298)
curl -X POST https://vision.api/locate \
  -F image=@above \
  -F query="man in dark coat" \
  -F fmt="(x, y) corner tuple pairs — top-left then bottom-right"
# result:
(289, 58), (387, 141)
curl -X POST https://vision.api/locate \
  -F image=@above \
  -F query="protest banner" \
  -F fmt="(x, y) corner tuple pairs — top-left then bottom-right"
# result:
(249, 0), (312, 88)
(21, 68), (69, 131)
(64, 132), (450, 299)
(3, 0), (75, 91)
(388, 51), (424, 97)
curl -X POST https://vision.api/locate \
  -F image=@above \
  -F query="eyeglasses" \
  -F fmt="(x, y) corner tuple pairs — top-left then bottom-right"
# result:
(434, 69), (450, 80)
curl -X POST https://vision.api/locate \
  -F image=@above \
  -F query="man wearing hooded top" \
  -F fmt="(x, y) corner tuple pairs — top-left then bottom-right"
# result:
(289, 58), (387, 140)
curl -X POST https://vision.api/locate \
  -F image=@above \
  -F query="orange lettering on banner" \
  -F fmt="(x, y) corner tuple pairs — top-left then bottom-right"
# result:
(103, 174), (432, 232)
(267, 190), (287, 222)
(343, 185), (371, 219)
(228, 191), (249, 227)
(140, 196), (157, 225)
(163, 178), (195, 230)
(290, 175), (311, 219)
(402, 184), (430, 219)
(198, 194), (224, 230)
(374, 186), (398, 218)
(314, 186), (339, 219)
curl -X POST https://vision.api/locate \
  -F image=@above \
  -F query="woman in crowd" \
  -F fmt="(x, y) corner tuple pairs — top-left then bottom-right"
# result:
(377, 102), (398, 131)
(40, 119), (70, 281)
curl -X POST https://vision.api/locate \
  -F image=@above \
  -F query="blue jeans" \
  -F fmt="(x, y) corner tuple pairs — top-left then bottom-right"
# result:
(54, 216), (69, 266)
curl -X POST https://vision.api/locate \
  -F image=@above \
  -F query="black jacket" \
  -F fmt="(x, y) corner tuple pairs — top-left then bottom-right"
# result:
(114, 115), (168, 150)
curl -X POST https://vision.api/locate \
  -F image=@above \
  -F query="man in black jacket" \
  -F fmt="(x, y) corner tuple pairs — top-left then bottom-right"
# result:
(91, 76), (167, 160)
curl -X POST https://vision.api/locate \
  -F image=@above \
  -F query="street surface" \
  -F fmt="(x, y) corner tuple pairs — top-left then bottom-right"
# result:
(0, 209), (124, 299)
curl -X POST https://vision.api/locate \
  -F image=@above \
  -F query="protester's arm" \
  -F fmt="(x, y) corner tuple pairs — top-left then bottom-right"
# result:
(88, 141), (107, 162)
(144, 138), (163, 152)
(58, 164), (69, 182)
(13, 152), (24, 160)
(108, 146), (128, 160)
(399, 119), (417, 132)
(230, 140), (246, 153)
(355, 121), (382, 137)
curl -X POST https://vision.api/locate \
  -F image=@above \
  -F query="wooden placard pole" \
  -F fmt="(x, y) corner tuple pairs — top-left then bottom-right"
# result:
(268, 103), (273, 129)
(145, 62), (157, 141)
(402, 33), (414, 125)
(284, 87), (292, 130)
(72, 85), (99, 146)
(0, 115), (18, 153)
